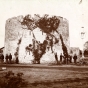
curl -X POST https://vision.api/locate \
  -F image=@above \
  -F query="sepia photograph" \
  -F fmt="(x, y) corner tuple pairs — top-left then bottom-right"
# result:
(0, 0), (88, 88)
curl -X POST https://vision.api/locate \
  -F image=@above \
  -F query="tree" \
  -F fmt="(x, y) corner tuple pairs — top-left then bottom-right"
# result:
(21, 14), (60, 57)
(21, 14), (68, 63)
(60, 34), (68, 57)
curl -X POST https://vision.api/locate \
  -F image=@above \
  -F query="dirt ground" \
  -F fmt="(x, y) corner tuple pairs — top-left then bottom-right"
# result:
(0, 66), (88, 88)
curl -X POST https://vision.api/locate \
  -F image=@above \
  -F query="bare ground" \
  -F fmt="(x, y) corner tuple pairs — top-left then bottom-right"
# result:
(0, 66), (88, 88)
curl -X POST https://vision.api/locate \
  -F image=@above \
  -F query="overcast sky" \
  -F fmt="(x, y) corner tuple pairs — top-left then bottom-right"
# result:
(0, 0), (88, 49)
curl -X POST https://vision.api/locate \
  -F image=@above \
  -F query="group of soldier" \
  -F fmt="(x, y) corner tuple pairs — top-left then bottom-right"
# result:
(0, 52), (78, 64)
(54, 53), (78, 64)
(5, 53), (12, 64)
(0, 53), (12, 64)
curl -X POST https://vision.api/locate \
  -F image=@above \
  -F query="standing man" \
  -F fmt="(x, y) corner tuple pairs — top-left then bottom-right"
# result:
(1, 54), (4, 63)
(5, 54), (8, 64)
(54, 52), (58, 64)
(0, 54), (2, 63)
(9, 53), (12, 64)
(69, 55), (72, 63)
(63, 53), (68, 64)
(73, 54), (77, 64)
(60, 53), (63, 63)
(14, 52), (19, 64)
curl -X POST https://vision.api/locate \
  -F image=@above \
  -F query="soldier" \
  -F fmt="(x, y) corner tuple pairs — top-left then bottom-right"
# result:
(1, 54), (4, 63)
(73, 54), (77, 64)
(5, 54), (8, 64)
(63, 53), (68, 64)
(54, 52), (58, 64)
(16, 54), (19, 64)
(69, 55), (72, 63)
(9, 53), (12, 64)
(60, 53), (63, 63)
(0, 54), (2, 63)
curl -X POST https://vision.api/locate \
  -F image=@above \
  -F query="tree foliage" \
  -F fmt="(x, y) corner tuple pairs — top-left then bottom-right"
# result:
(37, 16), (60, 33)
(21, 14), (60, 33)
(21, 14), (37, 30)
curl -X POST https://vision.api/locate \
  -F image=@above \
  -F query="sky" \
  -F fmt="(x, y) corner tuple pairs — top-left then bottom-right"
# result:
(0, 0), (88, 49)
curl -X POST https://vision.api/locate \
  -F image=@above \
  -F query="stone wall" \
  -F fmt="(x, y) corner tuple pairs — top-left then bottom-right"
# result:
(5, 15), (70, 64)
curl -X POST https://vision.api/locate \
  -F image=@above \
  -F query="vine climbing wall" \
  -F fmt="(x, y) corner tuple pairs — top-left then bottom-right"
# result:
(5, 15), (70, 64)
